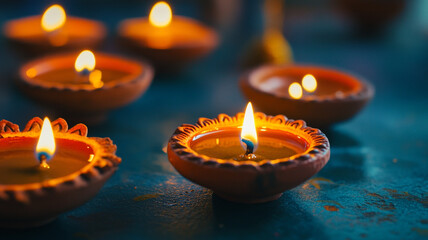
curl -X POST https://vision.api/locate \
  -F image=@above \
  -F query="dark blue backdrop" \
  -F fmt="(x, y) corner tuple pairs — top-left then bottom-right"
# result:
(0, 0), (427, 239)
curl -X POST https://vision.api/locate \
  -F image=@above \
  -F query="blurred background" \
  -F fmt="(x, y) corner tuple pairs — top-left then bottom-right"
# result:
(0, 1), (427, 239)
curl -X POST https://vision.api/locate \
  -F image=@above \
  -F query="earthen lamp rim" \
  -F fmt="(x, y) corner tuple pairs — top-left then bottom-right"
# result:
(168, 112), (330, 170)
(118, 15), (219, 49)
(0, 117), (121, 193)
(246, 64), (374, 102)
(19, 52), (153, 91)
(3, 15), (107, 41)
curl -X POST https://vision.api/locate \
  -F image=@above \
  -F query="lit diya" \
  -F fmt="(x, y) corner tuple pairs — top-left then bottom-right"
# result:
(118, 1), (219, 69)
(240, 65), (374, 127)
(3, 4), (106, 56)
(168, 103), (330, 203)
(0, 117), (121, 228)
(19, 50), (153, 124)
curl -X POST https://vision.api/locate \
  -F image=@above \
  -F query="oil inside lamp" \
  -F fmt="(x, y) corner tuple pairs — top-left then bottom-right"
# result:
(240, 102), (258, 159)
(41, 4), (67, 46)
(35, 117), (56, 169)
(149, 1), (172, 28)
(74, 50), (103, 88)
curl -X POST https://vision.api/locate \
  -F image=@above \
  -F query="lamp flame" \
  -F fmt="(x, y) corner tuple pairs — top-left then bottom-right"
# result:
(240, 102), (258, 153)
(302, 74), (317, 93)
(41, 4), (66, 32)
(75, 50), (96, 73)
(149, 1), (172, 27)
(36, 117), (56, 166)
(289, 82), (303, 99)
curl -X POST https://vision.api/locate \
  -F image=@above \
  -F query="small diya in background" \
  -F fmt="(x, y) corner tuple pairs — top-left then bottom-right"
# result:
(240, 65), (374, 128)
(3, 4), (106, 57)
(168, 102), (330, 203)
(19, 50), (153, 124)
(118, 1), (219, 70)
(0, 117), (121, 228)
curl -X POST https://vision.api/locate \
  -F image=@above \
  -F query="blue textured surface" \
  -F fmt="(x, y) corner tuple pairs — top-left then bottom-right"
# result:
(0, 1), (427, 239)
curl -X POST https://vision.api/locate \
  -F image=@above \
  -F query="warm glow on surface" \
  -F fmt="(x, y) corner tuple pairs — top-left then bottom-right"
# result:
(36, 117), (56, 160)
(149, 1), (172, 27)
(240, 102), (258, 149)
(41, 4), (66, 32)
(89, 69), (104, 88)
(289, 82), (303, 99)
(75, 50), (96, 73)
(302, 74), (317, 92)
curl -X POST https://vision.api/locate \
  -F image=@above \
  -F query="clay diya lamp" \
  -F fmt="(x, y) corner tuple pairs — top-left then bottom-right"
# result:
(168, 103), (330, 203)
(0, 117), (121, 228)
(19, 50), (154, 124)
(239, 65), (374, 128)
(3, 4), (106, 57)
(118, 1), (219, 69)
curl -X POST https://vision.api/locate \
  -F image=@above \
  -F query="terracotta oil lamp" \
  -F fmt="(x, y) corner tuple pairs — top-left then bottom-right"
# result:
(0, 117), (121, 228)
(3, 4), (106, 57)
(168, 103), (330, 204)
(19, 50), (153, 124)
(239, 65), (374, 128)
(118, 1), (219, 69)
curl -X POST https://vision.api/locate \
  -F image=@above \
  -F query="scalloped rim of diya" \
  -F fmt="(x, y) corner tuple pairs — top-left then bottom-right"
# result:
(3, 16), (107, 47)
(167, 113), (330, 203)
(240, 64), (375, 127)
(0, 117), (121, 228)
(19, 52), (153, 91)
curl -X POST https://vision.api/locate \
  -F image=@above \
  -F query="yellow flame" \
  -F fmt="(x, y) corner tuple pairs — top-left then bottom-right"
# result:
(75, 50), (96, 73)
(149, 1), (172, 27)
(289, 82), (303, 99)
(240, 102), (258, 149)
(89, 69), (104, 88)
(41, 4), (66, 32)
(302, 74), (317, 92)
(36, 117), (56, 159)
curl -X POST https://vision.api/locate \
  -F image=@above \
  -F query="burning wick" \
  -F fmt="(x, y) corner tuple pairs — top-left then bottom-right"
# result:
(36, 117), (56, 169)
(241, 138), (255, 156)
(240, 102), (258, 160)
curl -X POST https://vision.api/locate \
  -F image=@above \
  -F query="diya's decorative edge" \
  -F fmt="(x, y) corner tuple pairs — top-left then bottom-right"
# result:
(19, 52), (154, 92)
(0, 117), (121, 204)
(168, 112), (329, 170)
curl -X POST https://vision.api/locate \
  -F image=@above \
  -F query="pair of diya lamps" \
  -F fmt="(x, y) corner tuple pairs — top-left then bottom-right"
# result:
(167, 64), (373, 203)
(4, 2), (219, 68)
(0, 117), (121, 228)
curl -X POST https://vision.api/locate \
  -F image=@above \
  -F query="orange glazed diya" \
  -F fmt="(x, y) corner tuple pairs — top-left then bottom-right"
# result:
(240, 65), (374, 128)
(167, 111), (330, 204)
(118, 1), (219, 69)
(19, 51), (153, 124)
(3, 4), (106, 57)
(0, 117), (121, 228)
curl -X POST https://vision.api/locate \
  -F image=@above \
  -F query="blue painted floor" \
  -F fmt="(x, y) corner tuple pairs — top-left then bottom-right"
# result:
(0, 1), (427, 239)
